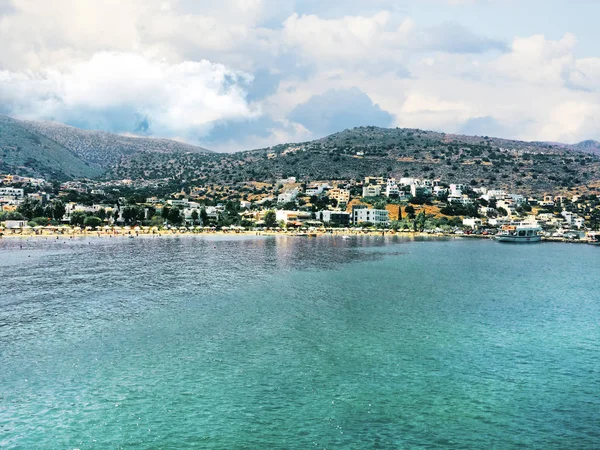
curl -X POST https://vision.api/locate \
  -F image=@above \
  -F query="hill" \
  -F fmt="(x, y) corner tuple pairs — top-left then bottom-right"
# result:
(2, 116), (600, 195)
(0, 115), (102, 179)
(0, 115), (212, 180)
(570, 140), (600, 156)
(22, 119), (211, 167)
(161, 126), (599, 195)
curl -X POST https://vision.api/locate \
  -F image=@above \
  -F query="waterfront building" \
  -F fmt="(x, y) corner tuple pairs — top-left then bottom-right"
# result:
(352, 208), (389, 226)
(315, 210), (351, 226)
(5, 220), (27, 229)
(463, 217), (483, 229)
(276, 210), (312, 225)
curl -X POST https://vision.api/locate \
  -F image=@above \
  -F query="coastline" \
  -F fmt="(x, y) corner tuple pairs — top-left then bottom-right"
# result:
(0, 228), (594, 244)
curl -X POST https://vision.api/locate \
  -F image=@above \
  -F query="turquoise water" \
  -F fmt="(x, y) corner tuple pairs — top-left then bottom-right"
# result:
(1, 235), (599, 448)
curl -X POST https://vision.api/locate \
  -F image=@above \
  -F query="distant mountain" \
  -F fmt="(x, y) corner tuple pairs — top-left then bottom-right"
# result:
(0, 115), (102, 179)
(22, 119), (211, 167)
(570, 140), (600, 156)
(0, 115), (212, 180)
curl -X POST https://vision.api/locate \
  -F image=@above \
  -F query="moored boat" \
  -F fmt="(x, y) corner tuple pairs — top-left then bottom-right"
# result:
(495, 222), (542, 243)
(587, 232), (600, 245)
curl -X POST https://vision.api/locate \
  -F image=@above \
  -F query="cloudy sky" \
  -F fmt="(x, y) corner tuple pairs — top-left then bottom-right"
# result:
(1, 0), (600, 151)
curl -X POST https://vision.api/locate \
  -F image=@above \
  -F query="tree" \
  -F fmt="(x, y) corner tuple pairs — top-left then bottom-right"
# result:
(29, 216), (52, 226)
(264, 210), (277, 228)
(150, 215), (164, 227)
(200, 207), (209, 225)
(2, 211), (25, 220)
(84, 216), (103, 229)
(373, 200), (387, 210)
(168, 207), (183, 225)
(70, 211), (87, 227)
(415, 211), (427, 232)
(191, 209), (199, 225)
(17, 198), (42, 220)
(52, 200), (66, 221)
(122, 206), (140, 224)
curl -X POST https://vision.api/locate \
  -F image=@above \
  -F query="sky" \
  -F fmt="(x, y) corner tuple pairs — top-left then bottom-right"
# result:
(1, 0), (600, 151)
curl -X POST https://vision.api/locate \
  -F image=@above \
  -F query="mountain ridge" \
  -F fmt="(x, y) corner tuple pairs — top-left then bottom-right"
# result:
(2, 116), (600, 195)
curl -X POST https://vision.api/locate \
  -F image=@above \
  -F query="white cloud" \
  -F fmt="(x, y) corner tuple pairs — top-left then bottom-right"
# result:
(1, 0), (600, 148)
(0, 52), (257, 139)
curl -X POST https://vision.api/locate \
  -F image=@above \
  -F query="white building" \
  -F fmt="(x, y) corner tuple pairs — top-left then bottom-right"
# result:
(450, 183), (467, 194)
(399, 177), (419, 186)
(385, 179), (400, 198)
(5, 220), (27, 229)
(411, 185), (432, 197)
(362, 185), (382, 197)
(305, 183), (330, 196)
(278, 189), (299, 204)
(484, 189), (508, 201)
(314, 210), (351, 226)
(448, 194), (473, 205)
(275, 210), (312, 225)
(352, 208), (389, 225)
(463, 217), (483, 229)
(277, 177), (297, 184)
(497, 200), (516, 217)
(167, 199), (190, 208)
(0, 187), (24, 198)
(510, 194), (526, 206)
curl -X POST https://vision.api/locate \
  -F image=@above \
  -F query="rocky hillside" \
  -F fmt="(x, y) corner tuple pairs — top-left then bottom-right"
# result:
(22, 119), (211, 167)
(0, 115), (102, 179)
(0, 115), (212, 180)
(569, 140), (600, 156)
(2, 115), (600, 194)
(149, 126), (598, 195)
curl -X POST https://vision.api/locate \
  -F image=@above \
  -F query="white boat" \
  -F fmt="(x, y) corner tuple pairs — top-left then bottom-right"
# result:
(495, 222), (542, 243)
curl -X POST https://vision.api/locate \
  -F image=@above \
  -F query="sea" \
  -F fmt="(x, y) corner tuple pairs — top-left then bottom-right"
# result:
(1, 235), (599, 449)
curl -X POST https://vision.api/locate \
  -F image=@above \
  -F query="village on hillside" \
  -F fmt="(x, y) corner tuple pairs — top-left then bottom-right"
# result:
(1, 172), (600, 240)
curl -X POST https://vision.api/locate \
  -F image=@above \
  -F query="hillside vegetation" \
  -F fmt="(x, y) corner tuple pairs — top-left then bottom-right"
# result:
(2, 115), (600, 195)
(0, 115), (211, 180)
(122, 126), (598, 195)
(0, 115), (102, 179)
